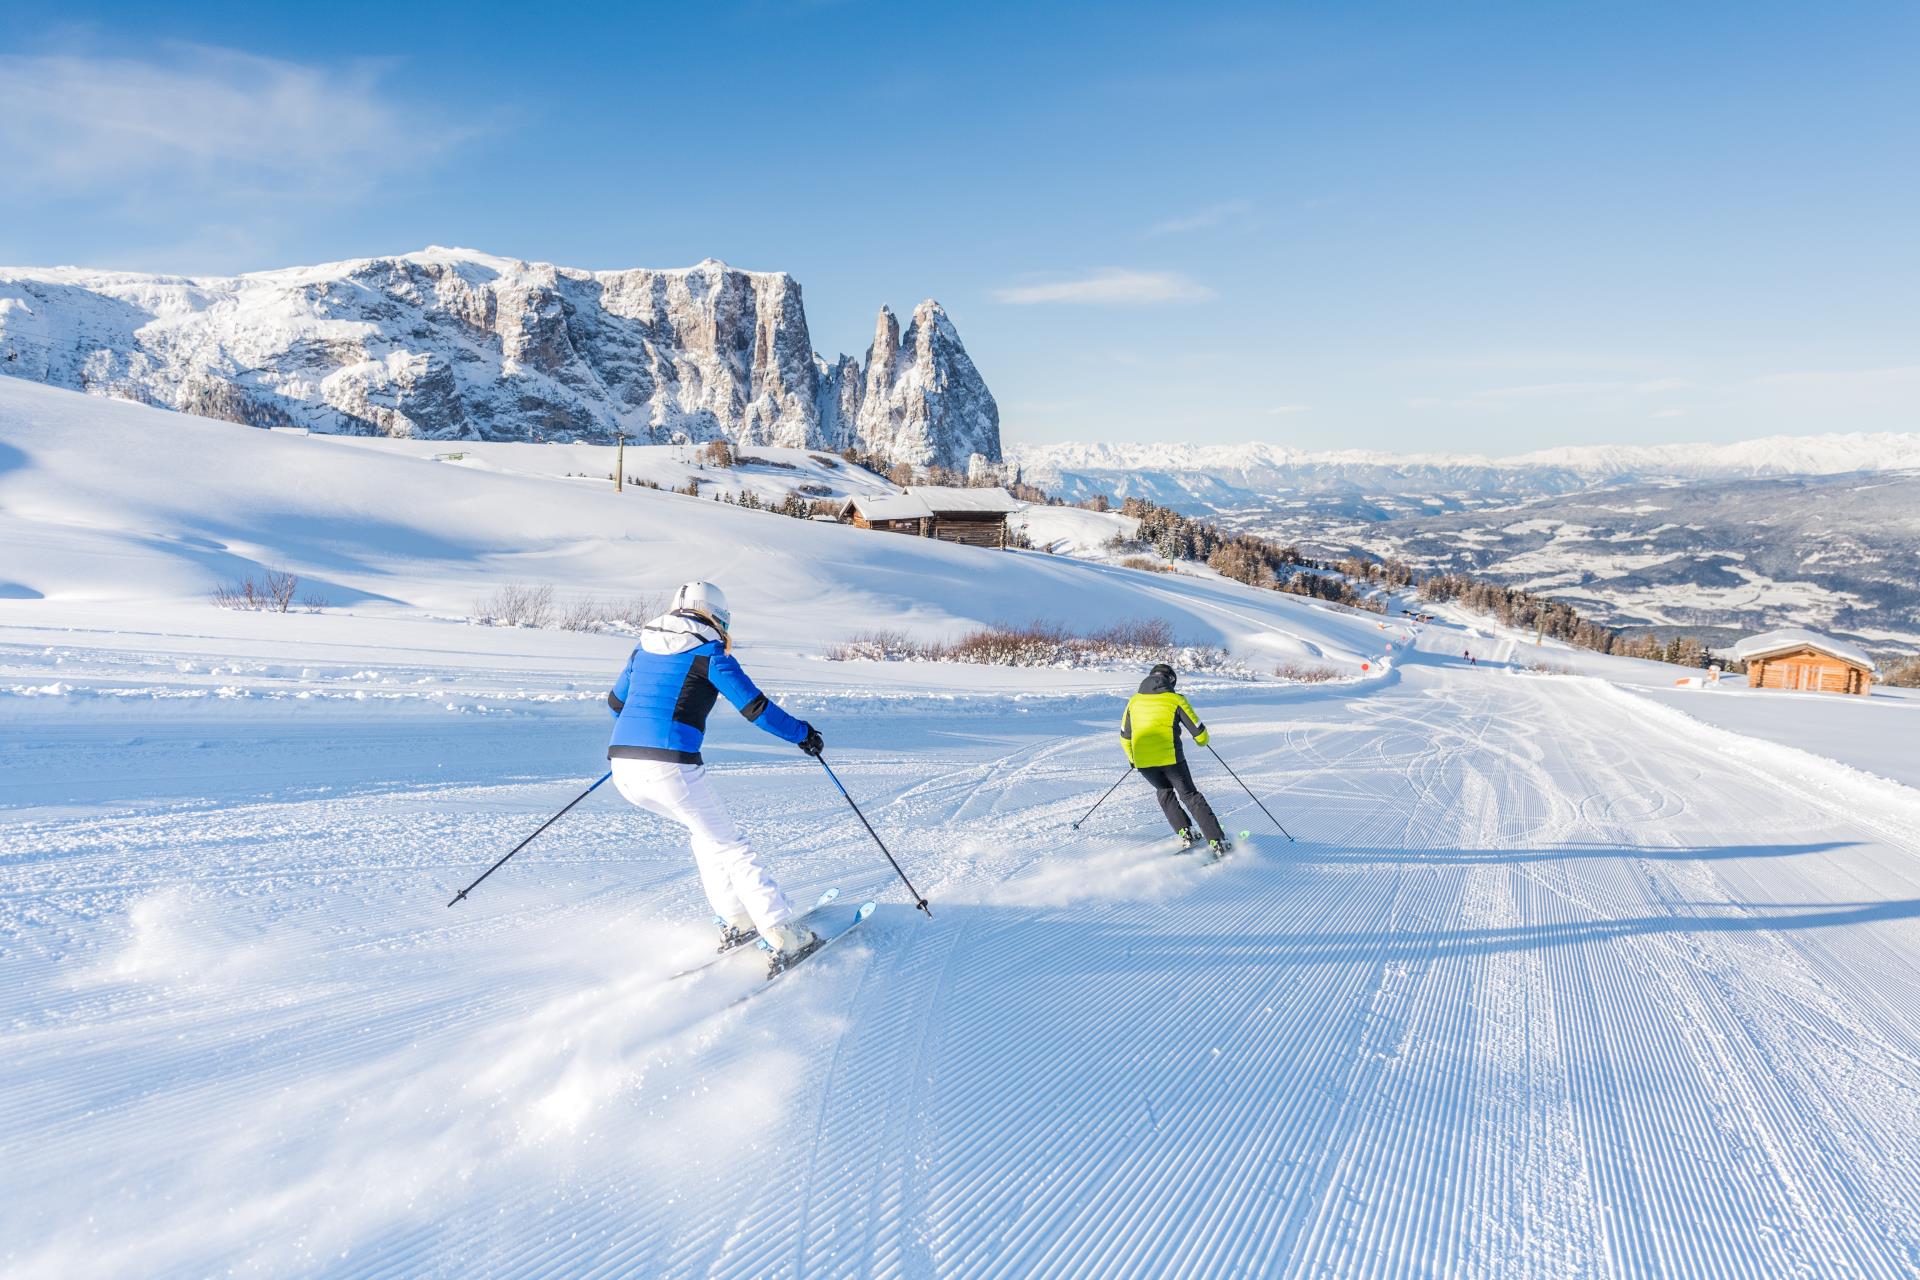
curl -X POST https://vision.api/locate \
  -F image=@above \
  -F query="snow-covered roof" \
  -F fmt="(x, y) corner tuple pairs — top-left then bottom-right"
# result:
(843, 492), (934, 521)
(1732, 628), (1876, 671)
(906, 486), (1023, 514)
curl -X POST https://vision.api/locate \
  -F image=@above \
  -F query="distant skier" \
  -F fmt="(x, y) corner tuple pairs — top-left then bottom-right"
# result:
(1120, 663), (1231, 855)
(606, 581), (825, 959)
(1464, 649), (1476, 666)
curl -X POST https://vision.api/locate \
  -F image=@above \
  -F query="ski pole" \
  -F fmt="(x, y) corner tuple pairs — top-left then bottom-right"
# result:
(446, 770), (612, 907)
(1070, 766), (1134, 830)
(815, 755), (932, 918)
(1204, 743), (1295, 843)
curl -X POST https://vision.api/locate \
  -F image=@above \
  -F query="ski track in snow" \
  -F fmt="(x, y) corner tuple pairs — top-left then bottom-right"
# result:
(6, 664), (1920, 1278)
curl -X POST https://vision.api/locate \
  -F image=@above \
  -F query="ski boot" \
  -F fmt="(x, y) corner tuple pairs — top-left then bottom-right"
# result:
(1174, 827), (1197, 853)
(1207, 837), (1234, 861)
(762, 921), (824, 976)
(715, 913), (759, 954)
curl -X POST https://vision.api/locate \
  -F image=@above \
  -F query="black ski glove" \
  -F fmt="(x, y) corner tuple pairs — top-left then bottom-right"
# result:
(799, 726), (824, 757)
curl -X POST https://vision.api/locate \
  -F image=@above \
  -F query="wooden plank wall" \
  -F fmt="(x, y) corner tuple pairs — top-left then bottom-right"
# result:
(1746, 649), (1871, 695)
(929, 515), (1006, 548)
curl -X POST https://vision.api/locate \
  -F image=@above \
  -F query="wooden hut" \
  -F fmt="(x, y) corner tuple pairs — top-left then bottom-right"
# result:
(838, 492), (935, 535)
(1731, 629), (1876, 696)
(906, 486), (1022, 548)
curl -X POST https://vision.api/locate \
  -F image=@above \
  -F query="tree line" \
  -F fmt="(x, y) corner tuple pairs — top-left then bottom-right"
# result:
(1415, 574), (1721, 666)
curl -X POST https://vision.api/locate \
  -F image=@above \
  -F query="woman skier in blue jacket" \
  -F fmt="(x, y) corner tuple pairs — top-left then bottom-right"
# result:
(607, 581), (824, 958)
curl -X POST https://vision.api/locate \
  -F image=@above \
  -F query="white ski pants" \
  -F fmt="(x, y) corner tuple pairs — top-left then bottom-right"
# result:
(610, 758), (794, 932)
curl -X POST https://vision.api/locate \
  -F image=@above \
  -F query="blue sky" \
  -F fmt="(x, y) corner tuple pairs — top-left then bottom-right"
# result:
(2, 2), (1915, 454)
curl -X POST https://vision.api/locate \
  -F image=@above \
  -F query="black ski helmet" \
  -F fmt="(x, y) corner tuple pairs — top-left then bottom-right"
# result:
(1149, 662), (1177, 688)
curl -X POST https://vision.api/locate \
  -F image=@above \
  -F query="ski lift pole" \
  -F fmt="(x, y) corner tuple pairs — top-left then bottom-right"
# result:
(1204, 743), (1295, 843)
(1070, 766), (1135, 830)
(816, 755), (932, 918)
(446, 770), (612, 907)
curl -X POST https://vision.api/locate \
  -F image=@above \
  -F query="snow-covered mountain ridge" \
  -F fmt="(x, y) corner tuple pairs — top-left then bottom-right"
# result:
(1012, 435), (1920, 652)
(1014, 432), (1920, 493)
(0, 247), (1001, 470)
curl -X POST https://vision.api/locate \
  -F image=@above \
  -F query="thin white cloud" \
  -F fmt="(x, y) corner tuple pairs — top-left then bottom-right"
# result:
(0, 44), (457, 201)
(1148, 199), (1254, 235)
(992, 268), (1214, 306)
(1267, 404), (1311, 415)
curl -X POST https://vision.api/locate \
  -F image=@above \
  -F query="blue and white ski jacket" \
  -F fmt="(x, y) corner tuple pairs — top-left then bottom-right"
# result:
(607, 612), (810, 764)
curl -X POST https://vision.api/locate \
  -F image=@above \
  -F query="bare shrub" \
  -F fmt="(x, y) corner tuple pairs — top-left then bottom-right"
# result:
(475, 582), (555, 628)
(607, 592), (670, 631)
(1090, 618), (1174, 652)
(212, 568), (300, 613)
(945, 621), (1076, 666)
(810, 454), (841, 469)
(1520, 659), (1573, 676)
(702, 440), (735, 468)
(211, 579), (257, 610)
(1121, 556), (1175, 574)
(560, 597), (605, 632)
(825, 629), (921, 661)
(1275, 661), (1341, 683)
(300, 592), (331, 614)
(826, 617), (1240, 673)
(264, 568), (299, 613)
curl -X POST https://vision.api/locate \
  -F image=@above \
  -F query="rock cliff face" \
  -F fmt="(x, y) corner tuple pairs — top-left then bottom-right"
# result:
(843, 302), (1001, 468)
(0, 247), (1001, 469)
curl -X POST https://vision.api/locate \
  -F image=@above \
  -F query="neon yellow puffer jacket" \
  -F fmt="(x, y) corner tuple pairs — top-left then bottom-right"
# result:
(1120, 679), (1208, 768)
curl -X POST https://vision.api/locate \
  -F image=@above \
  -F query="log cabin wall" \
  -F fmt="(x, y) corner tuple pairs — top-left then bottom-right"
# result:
(1744, 647), (1872, 695)
(927, 513), (1008, 548)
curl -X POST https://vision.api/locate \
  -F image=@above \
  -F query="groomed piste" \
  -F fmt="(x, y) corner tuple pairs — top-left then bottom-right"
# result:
(5, 379), (1920, 1278)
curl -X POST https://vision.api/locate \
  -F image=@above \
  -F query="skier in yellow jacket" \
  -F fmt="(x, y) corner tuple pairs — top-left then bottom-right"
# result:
(1120, 663), (1231, 854)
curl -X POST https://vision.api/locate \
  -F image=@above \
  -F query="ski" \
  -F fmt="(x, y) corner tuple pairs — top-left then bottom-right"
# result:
(667, 887), (839, 982)
(734, 899), (877, 1003)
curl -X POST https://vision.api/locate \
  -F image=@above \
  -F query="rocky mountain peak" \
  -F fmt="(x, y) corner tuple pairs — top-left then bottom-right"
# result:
(0, 250), (1000, 468)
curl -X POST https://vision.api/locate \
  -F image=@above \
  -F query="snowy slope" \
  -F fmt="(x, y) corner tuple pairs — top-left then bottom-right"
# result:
(0, 377), (1385, 670)
(6, 380), (1920, 1278)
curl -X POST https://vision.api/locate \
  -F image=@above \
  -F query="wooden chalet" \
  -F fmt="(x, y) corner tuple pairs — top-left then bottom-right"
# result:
(839, 492), (934, 535)
(1731, 629), (1876, 696)
(909, 486), (1022, 548)
(839, 486), (1023, 548)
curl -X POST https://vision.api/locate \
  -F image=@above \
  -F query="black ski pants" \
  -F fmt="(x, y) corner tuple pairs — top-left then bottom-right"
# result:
(1138, 760), (1224, 843)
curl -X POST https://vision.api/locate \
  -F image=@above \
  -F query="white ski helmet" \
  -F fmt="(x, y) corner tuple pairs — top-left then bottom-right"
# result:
(672, 580), (731, 633)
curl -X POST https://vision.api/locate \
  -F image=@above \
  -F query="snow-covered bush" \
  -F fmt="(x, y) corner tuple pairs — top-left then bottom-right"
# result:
(473, 582), (555, 628)
(473, 589), (669, 633)
(825, 629), (917, 662)
(610, 593), (669, 629)
(1274, 661), (1340, 683)
(559, 597), (605, 632)
(826, 618), (1240, 673)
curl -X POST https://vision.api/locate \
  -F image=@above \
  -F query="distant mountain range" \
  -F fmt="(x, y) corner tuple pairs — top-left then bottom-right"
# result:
(0, 248), (1002, 470)
(1013, 435), (1920, 505)
(1013, 437), (1920, 651)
